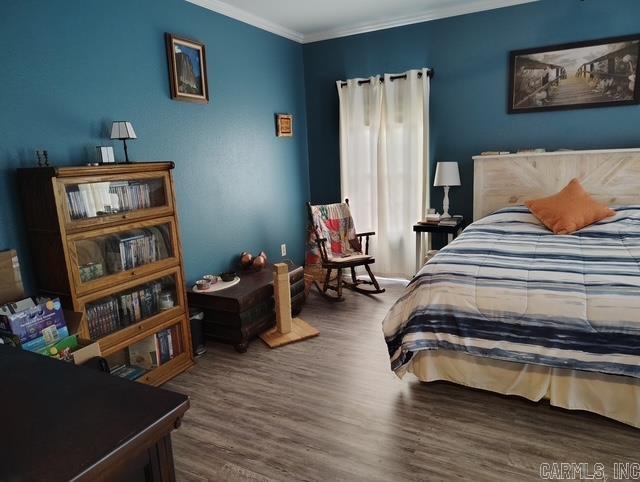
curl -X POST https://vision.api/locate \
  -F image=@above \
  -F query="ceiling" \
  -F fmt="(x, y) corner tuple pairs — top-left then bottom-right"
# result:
(185, 0), (538, 43)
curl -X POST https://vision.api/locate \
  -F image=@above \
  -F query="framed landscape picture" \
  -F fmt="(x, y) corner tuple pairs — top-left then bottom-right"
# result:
(508, 34), (640, 114)
(165, 33), (209, 104)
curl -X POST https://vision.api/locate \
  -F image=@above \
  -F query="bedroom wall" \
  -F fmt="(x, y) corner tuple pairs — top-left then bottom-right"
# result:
(0, 0), (309, 288)
(303, 0), (640, 221)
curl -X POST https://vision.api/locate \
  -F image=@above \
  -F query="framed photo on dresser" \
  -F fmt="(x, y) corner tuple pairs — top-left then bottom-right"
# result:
(165, 33), (210, 104)
(508, 34), (640, 114)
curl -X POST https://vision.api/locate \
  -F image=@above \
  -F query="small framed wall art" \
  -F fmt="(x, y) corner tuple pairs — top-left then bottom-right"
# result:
(275, 114), (293, 137)
(165, 33), (209, 104)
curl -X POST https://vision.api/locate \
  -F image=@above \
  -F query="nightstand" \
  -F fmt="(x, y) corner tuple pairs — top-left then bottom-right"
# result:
(413, 217), (464, 273)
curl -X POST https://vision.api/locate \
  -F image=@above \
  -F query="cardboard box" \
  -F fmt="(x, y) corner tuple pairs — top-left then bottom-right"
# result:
(37, 334), (102, 365)
(0, 250), (24, 305)
(70, 340), (102, 365)
(39, 334), (79, 360)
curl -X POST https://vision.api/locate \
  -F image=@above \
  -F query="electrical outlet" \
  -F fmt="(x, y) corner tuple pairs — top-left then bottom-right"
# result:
(281, 244), (287, 257)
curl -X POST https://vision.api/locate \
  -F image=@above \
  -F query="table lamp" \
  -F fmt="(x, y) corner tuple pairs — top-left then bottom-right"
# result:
(110, 121), (137, 163)
(434, 161), (461, 218)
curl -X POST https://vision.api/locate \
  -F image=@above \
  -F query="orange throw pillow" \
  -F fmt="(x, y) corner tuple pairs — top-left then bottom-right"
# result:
(525, 178), (614, 234)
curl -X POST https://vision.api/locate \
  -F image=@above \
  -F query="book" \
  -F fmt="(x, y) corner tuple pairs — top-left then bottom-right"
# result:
(129, 336), (159, 369)
(156, 329), (172, 364)
(88, 281), (166, 340)
(169, 325), (182, 356)
(111, 364), (148, 381)
(68, 181), (154, 220)
(439, 219), (460, 226)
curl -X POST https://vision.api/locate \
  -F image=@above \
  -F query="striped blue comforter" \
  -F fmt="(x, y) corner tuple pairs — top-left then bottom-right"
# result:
(383, 206), (640, 378)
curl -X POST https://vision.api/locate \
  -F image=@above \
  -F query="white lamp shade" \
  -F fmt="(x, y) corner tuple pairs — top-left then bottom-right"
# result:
(110, 121), (137, 140)
(433, 162), (461, 187)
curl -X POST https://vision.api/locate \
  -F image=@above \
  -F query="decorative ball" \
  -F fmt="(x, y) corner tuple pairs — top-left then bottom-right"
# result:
(252, 255), (266, 271)
(240, 251), (253, 268)
(258, 251), (268, 264)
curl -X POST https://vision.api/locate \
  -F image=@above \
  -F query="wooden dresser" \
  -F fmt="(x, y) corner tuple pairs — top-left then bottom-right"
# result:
(17, 162), (193, 385)
(188, 263), (305, 352)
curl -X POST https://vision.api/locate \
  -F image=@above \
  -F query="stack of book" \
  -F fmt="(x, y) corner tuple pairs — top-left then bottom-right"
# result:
(100, 227), (168, 274)
(108, 181), (151, 213)
(86, 281), (165, 340)
(439, 215), (463, 226)
(110, 364), (148, 381)
(118, 281), (164, 326)
(86, 298), (121, 340)
(155, 326), (182, 364)
(116, 233), (158, 271)
(66, 181), (152, 220)
(67, 182), (112, 219)
(111, 325), (182, 380)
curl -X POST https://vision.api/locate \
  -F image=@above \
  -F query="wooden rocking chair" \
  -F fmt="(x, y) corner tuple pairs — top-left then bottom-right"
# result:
(307, 199), (385, 302)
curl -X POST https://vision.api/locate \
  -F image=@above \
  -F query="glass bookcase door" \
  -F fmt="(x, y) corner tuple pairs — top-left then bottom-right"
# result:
(61, 174), (172, 228)
(82, 271), (182, 343)
(104, 320), (185, 384)
(69, 218), (178, 294)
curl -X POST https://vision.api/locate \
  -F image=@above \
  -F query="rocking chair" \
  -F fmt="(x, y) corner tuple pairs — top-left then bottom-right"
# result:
(306, 199), (385, 302)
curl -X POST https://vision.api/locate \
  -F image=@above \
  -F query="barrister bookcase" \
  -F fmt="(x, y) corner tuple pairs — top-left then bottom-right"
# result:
(17, 162), (193, 385)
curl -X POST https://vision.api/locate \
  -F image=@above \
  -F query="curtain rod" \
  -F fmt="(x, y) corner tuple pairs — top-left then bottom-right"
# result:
(339, 69), (434, 87)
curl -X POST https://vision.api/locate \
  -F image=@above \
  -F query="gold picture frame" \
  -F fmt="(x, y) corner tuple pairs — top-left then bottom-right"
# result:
(275, 114), (293, 137)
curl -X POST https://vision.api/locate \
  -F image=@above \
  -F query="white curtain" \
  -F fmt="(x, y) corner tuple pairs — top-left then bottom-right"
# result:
(336, 69), (430, 278)
(337, 76), (383, 234)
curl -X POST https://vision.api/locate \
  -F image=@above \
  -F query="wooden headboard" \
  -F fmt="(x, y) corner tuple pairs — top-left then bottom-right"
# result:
(473, 148), (640, 220)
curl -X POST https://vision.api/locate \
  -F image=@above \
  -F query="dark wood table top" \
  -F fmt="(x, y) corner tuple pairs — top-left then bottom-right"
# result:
(0, 345), (189, 482)
(413, 217), (464, 233)
(188, 263), (303, 312)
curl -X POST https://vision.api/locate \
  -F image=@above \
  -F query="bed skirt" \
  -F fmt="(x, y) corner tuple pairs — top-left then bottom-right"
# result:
(403, 350), (640, 429)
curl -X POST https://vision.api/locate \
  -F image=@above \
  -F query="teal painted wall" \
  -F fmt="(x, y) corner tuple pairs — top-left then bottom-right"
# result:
(0, 0), (309, 287)
(303, 0), (640, 221)
(3, 0), (640, 289)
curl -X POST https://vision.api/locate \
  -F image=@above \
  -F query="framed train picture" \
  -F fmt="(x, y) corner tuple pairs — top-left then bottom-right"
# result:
(165, 33), (209, 104)
(508, 34), (640, 114)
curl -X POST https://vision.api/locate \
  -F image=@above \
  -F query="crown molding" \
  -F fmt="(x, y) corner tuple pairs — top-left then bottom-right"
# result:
(303, 0), (538, 43)
(184, 0), (304, 43)
(185, 0), (538, 44)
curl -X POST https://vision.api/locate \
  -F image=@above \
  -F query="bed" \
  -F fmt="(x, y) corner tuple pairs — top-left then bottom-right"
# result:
(383, 148), (640, 428)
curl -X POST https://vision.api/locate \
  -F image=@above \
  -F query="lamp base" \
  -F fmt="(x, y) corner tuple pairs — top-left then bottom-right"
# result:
(122, 138), (133, 163)
(441, 185), (452, 219)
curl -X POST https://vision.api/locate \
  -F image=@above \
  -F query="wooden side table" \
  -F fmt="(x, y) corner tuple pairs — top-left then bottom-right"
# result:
(413, 217), (464, 273)
(187, 263), (305, 353)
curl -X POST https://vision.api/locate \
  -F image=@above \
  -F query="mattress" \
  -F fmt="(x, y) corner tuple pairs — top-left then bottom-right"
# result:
(383, 206), (640, 379)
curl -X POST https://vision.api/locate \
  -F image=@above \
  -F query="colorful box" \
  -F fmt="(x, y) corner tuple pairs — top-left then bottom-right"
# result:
(39, 335), (79, 360)
(0, 298), (69, 352)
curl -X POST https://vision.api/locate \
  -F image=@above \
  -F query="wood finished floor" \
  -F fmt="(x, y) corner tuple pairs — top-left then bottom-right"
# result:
(166, 279), (639, 481)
